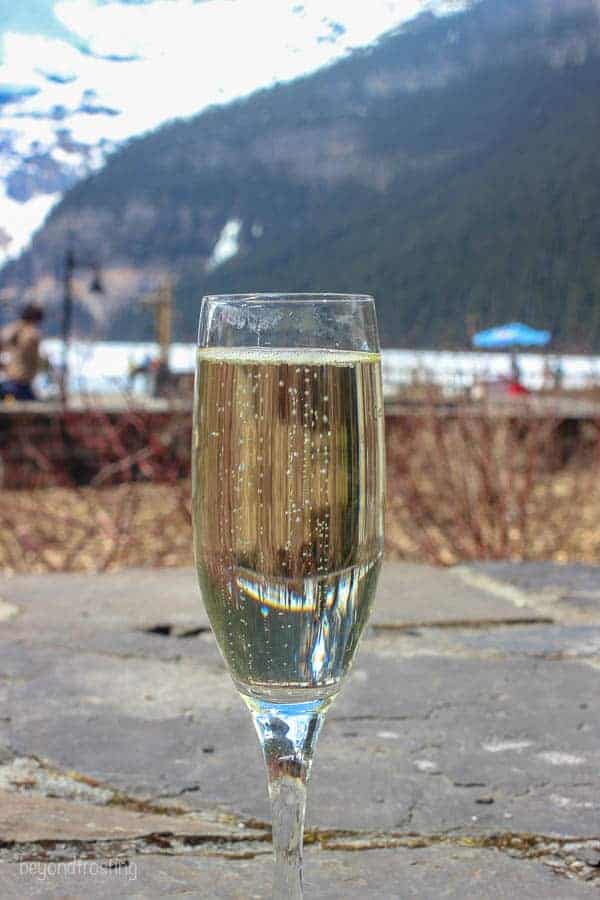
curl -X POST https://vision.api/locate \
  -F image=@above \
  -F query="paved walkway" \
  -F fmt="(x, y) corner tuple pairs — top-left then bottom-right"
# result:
(0, 562), (599, 898)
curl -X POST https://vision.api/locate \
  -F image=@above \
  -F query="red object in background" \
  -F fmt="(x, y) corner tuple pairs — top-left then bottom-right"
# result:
(508, 381), (529, 395)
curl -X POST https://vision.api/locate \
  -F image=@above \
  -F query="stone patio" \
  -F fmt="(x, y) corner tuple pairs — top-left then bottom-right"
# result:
(0, 562), (598, 897)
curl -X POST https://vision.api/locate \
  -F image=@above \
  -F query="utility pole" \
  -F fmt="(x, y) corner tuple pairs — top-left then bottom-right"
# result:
(138, 276), (174, 398)
(142, 275), (173, 347)
(60, 242), (75, 406)
(59, 237), (104, 406)
(155, 276), (173, 367)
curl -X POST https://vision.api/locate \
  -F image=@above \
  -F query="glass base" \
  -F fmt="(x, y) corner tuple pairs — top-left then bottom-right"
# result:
(234, 678), (339, 708)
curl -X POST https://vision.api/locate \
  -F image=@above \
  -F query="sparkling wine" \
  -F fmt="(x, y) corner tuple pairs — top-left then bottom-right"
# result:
(192, 348), (385, 698)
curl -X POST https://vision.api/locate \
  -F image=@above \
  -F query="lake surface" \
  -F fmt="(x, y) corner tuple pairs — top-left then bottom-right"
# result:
(38, 339), (600, 398)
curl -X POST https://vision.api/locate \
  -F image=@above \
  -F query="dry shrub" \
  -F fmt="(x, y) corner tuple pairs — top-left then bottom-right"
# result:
(0, 483), (191, 574)
(385, 404), (600, 565)
(0, 405), (192, 574)
(2, 402), (600, 574)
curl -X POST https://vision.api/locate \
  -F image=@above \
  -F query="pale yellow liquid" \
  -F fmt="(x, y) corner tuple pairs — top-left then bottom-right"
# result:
(192, 348), (385, 697)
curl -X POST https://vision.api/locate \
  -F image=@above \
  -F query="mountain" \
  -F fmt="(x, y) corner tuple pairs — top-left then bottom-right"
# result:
(0, 0), (423, 264)
(3, 0), (600, 349)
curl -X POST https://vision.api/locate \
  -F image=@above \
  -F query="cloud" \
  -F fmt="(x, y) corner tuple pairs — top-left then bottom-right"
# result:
(78, 100), (120, 115)
(1, 1), (468, 150)
(39, 70), (78, 84)
(78, 44), (142, 61)
(0, 85), (41, 105)
(94, 51), (141, 61)
(317, 20), (347, 44)
(95, 0), (170, 5)
(10, 105), (69, 120)
(0, 0), (89, 57)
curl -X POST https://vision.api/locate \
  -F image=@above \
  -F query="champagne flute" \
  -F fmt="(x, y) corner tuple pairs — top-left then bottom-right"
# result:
(192, 294), (385, 898)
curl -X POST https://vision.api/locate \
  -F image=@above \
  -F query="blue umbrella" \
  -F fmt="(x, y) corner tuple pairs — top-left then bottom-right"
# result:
(472, 322), (551, 349)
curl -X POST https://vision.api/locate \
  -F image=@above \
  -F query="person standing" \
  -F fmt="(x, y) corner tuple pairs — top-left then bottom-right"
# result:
(0, 304), (45, 401)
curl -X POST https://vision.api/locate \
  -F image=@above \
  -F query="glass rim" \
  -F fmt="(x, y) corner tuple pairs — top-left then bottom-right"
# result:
(202, 293), (375, 305)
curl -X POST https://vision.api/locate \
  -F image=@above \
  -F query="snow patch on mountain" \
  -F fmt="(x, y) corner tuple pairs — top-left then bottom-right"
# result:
(0, 191), (60, 262)
(206, 219), (243, 271)
(0, 115), (116, 261)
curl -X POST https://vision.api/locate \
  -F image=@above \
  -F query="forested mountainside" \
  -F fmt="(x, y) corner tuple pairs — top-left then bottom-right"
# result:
(3, 0), (600, 349)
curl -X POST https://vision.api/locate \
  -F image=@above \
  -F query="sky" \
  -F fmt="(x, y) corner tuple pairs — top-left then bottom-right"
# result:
(0, 0), (467, 259)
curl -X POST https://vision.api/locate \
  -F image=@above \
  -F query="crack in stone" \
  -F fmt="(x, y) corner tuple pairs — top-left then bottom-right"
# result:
(529, 651), (600, 662)
(2, 829), (599, 884)
(0, 752), (261, 835)
(141, 624), (211, 639)
(0, 833), (273, 863)
(371, 617), (553, 632)
(154, 784), (203, 800)
(396, 795), (419, 830)
(330, 703), (451, 726)
(316, 831), (600, 884)
(453, 781), (487, 788)
(1, 753), (598, 883)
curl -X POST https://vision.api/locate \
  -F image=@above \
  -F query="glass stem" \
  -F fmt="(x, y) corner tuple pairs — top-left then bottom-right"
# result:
(244, 694), (332, 900)
(268, 760), (308, 899)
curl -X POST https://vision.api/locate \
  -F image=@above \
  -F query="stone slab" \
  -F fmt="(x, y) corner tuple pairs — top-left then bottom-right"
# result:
(0, 564), (599, 898)
(378, 623), (600, 660)
(372, 563), (545, 627)
(0, 566), (208, 634)
(1, 845), (597, 899)
(3, 637), (598, 836)
(429, 623), (600, 659)
(0, 562), (548, 653)
(0, 790), (256, 843)
(458, 562), (600, 624)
